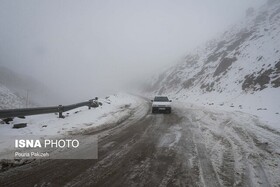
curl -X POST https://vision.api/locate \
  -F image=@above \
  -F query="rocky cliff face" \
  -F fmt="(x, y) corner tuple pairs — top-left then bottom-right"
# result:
(148, 1), (280, 98)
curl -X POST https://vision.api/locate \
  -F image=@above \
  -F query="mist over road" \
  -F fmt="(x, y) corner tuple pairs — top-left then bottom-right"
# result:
(0, 97), (279, 187)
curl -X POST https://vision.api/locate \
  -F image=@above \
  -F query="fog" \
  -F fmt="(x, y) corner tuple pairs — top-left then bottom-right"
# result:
(0, 0), (264, 104)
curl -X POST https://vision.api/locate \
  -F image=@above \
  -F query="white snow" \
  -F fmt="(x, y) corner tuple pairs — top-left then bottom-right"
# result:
(1, 93), (144, 136)
(0, 83), (25, 109)
(174, 101), (280, 186)
(146, 1), (280, 129)
(0, 93), (148, 156)
(171, 87), (280, 130)
(158, 125), (182, 148)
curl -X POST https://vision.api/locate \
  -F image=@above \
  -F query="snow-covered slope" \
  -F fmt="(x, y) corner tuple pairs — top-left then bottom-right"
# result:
(147, 1), (280, 126)
(0, 84), (25, 109)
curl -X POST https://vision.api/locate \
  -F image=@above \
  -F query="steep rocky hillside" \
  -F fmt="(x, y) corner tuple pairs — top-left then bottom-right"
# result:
(147, 0), (280, 126)
(0, 84), (25, 109)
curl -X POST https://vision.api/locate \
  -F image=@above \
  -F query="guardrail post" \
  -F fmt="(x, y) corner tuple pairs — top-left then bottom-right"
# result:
(58, 105), (64, 118)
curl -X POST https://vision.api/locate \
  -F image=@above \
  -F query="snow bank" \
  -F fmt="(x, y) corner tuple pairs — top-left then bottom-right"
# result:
(171, 88), (280, 130)
(0, 93), (144, 136)
(0, 93), (146, 158)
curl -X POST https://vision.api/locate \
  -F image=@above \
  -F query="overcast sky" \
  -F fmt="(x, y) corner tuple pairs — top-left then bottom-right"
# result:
(0, 0), (264, 103)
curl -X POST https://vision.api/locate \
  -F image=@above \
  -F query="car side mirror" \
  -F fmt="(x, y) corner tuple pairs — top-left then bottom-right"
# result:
(170, 100), (172, 102)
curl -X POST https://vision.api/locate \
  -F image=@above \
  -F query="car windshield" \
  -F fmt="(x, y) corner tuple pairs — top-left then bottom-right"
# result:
(154, 96), (169, 102)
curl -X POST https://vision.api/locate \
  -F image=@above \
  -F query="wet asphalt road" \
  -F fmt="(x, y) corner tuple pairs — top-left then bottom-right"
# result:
(0, 99), (279, 187)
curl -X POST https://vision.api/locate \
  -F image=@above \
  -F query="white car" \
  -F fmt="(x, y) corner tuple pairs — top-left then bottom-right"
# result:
(151, 96), (172, 113)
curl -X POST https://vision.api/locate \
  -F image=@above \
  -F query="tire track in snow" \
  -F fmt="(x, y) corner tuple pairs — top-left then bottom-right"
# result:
(1, 99), (280, 186)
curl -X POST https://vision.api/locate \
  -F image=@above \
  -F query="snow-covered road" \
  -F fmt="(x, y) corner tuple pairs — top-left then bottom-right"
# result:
(0, 96), (280, 187)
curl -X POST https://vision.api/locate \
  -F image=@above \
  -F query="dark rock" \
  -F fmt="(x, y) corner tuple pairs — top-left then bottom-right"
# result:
(213, 57), (237, 77)
(13, 123), (27, 129)
(3, 118), (13, 124)
(257, 108), (267, 111)
(255, 69), (273, 89)
(74, 110), (81, 114)
(243, 68), (275, 91)
(206, 51), (227, 64)
(215, 41), (227, 52)
(200, 82), (215, 92)
(257, 68), (265, 74)
(275, 60), (280, 70)
(227, 30), (253, 51)
(215, 77), (221, 83)
(234, 51), (241, 56)
(272, 77), (280, 88)
(90, 100), (99, 108)
(257, 56), (263, 61)
(183, 78), (195, 89)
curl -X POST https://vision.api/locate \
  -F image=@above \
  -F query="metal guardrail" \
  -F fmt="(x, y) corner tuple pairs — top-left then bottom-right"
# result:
(0, 99), (99, 119)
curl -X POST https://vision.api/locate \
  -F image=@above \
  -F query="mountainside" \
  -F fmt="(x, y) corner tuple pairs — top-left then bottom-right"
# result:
(0, 83), (25, 109)
(147, 0), (280, 126)
(0, 66), (60, 107)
